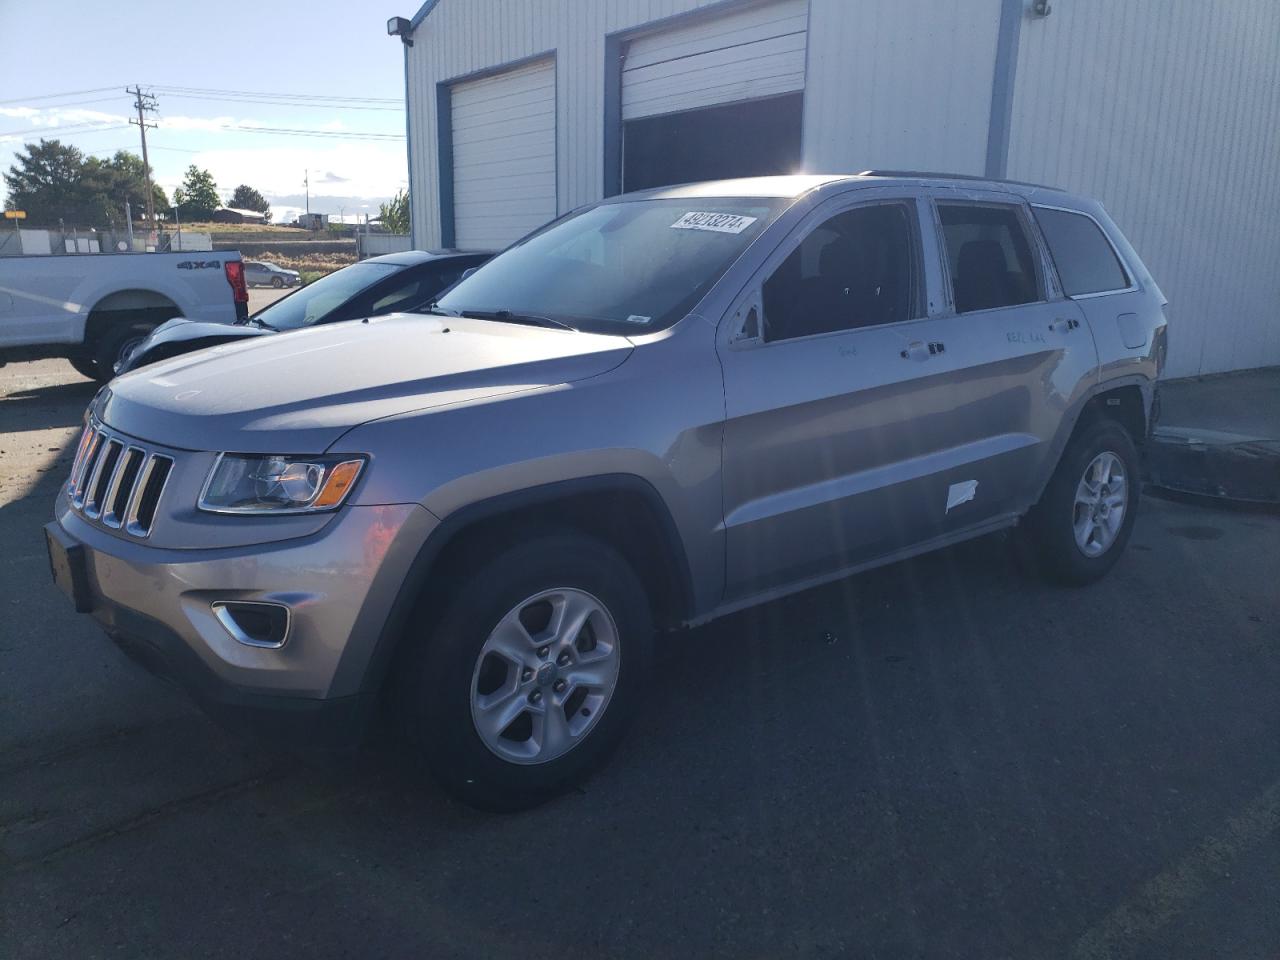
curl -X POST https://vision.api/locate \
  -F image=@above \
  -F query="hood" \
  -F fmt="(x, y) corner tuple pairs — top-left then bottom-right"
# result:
(99, 313), (633, 453)
(124, 318), (272, 371)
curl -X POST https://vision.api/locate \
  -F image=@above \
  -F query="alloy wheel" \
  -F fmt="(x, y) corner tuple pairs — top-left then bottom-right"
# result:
(112, 336), (147, 375)
(1072, 451), (1127, 558)
(470, 587), (621, 765)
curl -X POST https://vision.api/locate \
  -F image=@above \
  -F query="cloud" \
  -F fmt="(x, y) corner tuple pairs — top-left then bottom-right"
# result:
(155, 142), (408, 211)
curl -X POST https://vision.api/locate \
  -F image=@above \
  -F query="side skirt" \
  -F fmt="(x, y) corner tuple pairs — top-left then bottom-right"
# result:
(684, 512), (1021, 628)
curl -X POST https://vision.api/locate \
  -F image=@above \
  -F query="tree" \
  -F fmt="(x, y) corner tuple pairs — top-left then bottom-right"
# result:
(103, 150), (168, 219)
(378, 189), (410, 234)
(228, 183), (271, 222)
(3, 140), (167, 227)
(3, 139), (98, 224)
(174, 165), (220, 220)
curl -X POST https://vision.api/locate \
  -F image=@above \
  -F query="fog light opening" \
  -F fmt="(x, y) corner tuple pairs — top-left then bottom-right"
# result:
(212, 601), (291, 649)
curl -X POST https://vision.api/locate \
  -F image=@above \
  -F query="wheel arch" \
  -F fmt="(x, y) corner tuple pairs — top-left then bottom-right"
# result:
(1076, 380), (1149, 444)
(1027, 376), (1153, 508)
(350, 474), (697, 701)
(84, 289), (185, 347)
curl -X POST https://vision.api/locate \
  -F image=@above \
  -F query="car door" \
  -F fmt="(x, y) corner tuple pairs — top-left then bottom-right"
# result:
(718, 192), (953, 599)
(924, 192), (1096, 528)
(717, 189), (1094, 602)
(244, 263), (265, 286)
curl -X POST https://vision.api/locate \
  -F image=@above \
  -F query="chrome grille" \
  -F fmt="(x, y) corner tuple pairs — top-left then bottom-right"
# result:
(67, 422), (174, 538)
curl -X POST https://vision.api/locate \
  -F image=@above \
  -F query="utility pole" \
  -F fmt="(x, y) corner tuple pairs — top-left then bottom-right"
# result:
(128, 85), (158, 225)
(304, 169), (310, 215)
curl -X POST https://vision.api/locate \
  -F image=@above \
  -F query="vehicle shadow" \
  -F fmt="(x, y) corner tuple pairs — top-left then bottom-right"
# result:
(0, 377), (97, 435)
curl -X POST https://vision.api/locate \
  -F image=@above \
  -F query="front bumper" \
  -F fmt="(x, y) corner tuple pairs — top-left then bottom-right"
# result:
(48, 496), (438, 745)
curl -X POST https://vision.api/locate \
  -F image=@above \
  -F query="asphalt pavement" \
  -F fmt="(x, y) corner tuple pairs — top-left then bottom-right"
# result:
(2, 358), (1278, 960)
(248, 285), (293, 314)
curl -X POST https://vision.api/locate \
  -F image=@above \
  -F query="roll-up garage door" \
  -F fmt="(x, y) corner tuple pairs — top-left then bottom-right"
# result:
(450, 58), (556, 250)
(621, 0), (808, 122)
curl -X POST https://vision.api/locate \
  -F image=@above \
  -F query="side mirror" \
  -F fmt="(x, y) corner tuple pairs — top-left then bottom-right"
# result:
(459, 267), (479, 281)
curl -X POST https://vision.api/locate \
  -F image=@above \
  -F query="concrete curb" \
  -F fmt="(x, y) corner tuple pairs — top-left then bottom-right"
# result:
(1144, 426), (1280, 511)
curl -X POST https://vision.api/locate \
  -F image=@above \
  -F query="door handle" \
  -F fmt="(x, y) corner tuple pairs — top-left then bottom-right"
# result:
(900, 340), (945, 361)
(1049, 317), (1080, 334)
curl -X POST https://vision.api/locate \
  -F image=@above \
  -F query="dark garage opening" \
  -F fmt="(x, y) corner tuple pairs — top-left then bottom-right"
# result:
(622, 92), (803, 192)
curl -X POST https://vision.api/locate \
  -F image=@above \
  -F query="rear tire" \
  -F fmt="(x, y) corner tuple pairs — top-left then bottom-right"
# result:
(1024, 419), (1139, 585)
(67, 355), (99, 380)
(395, 533), (653, 811)
(94, 322), (155, 380)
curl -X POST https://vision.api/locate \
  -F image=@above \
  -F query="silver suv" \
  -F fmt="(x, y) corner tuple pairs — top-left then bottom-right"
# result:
(46, 173), (1167, 809)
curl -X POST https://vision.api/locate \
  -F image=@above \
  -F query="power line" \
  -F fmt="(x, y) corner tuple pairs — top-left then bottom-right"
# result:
(0, 85), (124, 106)
(151, 84), (399, 104)
(0, 122), (130, 138)
(1, 122), (402, 142)
(203, 125), (404, 139)
(154, 92), (401, 111)
(0, 95), (126, 112)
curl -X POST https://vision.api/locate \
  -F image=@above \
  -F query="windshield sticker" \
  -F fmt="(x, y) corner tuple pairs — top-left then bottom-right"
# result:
(622, 314), (652, 325)
(670, 211), (758, 234)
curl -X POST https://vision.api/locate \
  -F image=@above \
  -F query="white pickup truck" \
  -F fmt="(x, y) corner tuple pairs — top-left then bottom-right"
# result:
(0, 251), (248, 382)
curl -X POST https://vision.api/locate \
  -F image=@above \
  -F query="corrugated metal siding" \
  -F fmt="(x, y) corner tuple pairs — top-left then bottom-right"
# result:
(801, 0), (1003, 175)
(407, 0), (1004, 247)
(1007, 0), (1280, 378)
(406, 0), (745, 249)
(451, 58), (558, 249)
(622, 0), (808, 120)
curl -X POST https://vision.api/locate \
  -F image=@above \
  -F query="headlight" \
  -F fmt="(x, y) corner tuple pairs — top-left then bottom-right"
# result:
(199, 454), (365, 514)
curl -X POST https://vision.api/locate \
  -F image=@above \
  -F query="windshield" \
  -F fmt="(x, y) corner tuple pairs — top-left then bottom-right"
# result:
(252, 261), (399, 330)
(435, 197), (786, 333)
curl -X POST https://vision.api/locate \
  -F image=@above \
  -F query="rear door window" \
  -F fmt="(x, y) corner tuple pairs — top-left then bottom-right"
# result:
(937, 203), (1042, 313)
(1033, 206), (1131, 296)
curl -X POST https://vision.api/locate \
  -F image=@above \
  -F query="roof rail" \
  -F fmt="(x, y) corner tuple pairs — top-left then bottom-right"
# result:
(856, 170), (1065, 192)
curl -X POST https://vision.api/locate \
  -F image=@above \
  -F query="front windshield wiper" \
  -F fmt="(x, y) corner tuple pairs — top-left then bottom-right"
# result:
(246, 315), (277, 331)
(443, 307), (575, 331)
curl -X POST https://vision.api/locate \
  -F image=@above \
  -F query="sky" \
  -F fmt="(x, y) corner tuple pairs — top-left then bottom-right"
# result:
(0, 0), (418, 224)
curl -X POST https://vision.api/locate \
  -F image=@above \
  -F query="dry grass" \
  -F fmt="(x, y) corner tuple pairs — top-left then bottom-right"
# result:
(256, 251), (357, 277)
(171, 221), (310, 235)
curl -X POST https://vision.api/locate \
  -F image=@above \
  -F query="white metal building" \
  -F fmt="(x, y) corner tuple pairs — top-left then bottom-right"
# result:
(400, 0), (1280, 378)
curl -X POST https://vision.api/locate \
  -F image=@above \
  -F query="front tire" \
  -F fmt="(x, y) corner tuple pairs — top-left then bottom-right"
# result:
(94, 322), (155, 380)
(396, 533), (653, 811)
(1024, 419), (1140, 585)
(271, 276), (284, 288)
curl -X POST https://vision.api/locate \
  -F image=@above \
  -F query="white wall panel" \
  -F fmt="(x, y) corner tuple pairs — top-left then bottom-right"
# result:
(1008, 0), (1280, 377)
(801, 0), (1003, 176)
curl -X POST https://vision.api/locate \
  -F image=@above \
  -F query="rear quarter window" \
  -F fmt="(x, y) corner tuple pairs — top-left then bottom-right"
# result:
(1033, 207), (1131, 296)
